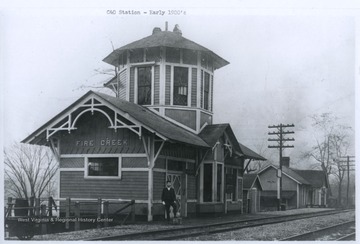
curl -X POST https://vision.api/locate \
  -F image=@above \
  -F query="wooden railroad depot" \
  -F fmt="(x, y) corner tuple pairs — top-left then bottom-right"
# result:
(21, 24), (266, 222)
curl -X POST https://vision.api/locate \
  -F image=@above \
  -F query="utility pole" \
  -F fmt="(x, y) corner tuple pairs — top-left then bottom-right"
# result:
(268, 123), (295, 211)
(339, 156), (355, 207)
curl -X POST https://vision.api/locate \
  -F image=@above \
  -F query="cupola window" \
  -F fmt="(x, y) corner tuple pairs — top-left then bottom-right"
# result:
(166, 47), (180, 63)
(204, 72), (210, 110)
(183, 49), (197, 65)
(173, 67), (189, 106)
(137, 67), (152, 105)
(145, 47), (160, 62)
(130, 49), (144, 63)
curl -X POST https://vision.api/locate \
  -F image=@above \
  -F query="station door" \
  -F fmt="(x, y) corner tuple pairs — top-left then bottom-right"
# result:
(166, 173), (182, 215)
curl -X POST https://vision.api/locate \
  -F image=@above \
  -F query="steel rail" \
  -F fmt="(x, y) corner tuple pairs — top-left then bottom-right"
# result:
(86, 209), (353, 241)
(280, 220), (355, 241)
(336, 232), (356, 241)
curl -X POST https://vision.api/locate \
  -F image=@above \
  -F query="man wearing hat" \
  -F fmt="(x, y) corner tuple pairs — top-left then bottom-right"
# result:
(161, 180), (178, 221)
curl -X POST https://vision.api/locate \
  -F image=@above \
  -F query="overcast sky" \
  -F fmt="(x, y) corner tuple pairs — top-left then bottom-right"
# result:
(1, 3), (358, 168)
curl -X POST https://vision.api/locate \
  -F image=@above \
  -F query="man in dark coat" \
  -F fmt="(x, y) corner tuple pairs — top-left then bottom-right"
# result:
(162, 180), (177, 221)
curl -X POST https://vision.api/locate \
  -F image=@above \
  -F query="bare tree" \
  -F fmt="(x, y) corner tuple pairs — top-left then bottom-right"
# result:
(303, 112), (352, 205)
(4, 143), (58, 199)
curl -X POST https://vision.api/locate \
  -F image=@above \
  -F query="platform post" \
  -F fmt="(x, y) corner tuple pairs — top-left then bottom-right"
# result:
(97, 198), (102, 228)
(103, 201), (109, 227)
(40, 204), (47, 234)
(74, 201), (80, 231)
(65, 197), (71, 230)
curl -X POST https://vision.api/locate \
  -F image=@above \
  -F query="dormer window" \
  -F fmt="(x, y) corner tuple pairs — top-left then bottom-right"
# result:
(173, 67), (188, 106)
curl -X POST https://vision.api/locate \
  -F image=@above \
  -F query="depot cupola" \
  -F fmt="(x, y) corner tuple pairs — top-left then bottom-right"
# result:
(103, 24), (229, 134)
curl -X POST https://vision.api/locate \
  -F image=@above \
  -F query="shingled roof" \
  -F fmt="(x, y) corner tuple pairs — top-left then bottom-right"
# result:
(243, 174), (263, 190)
(258, 164), (310, 185)
(291, 169), (328, 188)
(103, 30), (229, 70)
(238, 143), (267, 161)
(198, 124), (266, 160)
(94, 92), (209, 147)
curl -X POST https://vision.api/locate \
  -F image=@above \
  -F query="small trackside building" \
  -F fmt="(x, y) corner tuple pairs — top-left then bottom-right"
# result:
(257, 163), (329, 211)
(22, 24), (266, 221)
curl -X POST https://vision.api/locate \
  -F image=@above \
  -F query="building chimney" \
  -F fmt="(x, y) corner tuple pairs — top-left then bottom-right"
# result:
(152, 27), (162, 35)
(281, 157), (290, 168)
(165, 21), (168, 31)
(173, 24), (182, 35)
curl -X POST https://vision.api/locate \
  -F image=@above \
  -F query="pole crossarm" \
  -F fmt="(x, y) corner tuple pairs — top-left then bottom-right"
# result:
(268, 124), (294, 128)
(268, 138), (294, 141)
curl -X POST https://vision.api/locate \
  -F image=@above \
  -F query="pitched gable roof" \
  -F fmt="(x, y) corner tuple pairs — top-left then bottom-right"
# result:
(94, 92), (208, 147)
(22, 91), (209, 148)
(291, 169), (328, 188)
(198, 124), (267, 160)
(258, 164), (310, 185)
(198, 124), (228, 147)
(238, 143), (266, 161)
(243, 174), (263, 190)
(103, 30), (229, 70)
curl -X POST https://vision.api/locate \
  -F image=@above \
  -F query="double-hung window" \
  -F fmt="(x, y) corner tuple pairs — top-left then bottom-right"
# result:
(173, 67), (189, 106)
(203, 72), (210, 110)
(137, 67), (152, 105)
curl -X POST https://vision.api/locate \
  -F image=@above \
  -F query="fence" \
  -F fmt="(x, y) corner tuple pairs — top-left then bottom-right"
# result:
(5, 197), (135, 239)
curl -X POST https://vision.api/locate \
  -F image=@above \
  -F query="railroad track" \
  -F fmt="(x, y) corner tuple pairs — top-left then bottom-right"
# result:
(86, 209), (353, 241)
(281, 220), (355, 241)
(336, 232), (356, 241)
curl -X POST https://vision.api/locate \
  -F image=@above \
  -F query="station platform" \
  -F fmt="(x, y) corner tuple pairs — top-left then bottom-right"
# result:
(10, 207), (334, 241)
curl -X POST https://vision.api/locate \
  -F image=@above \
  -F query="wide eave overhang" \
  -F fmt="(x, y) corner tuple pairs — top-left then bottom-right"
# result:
(102, 31), (229, 70)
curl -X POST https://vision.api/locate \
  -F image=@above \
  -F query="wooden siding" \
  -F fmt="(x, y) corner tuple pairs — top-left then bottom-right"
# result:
(154, 65), (160, 105)
(160, 143), (196, 159)
(187, 202), (196, 214)
(259, 167), (298, 191)
(200, 112), (212, 128)
(118, 69), (127, 100)
(154, 157), (166, 169)
(200, 71), (203, 108)
(191, 68), (197, 107)
(122, 157), (147, 168)
(60, 171), (148, 199)
(165, 65), (171, 105)
(197, 203), (223, 213)
(60, 158), (84, 168)
(187, 175), (196, 199)
(227, 202), (241, 212)
(164, 109), (196, 130)
(129, 67), (135, 103)
(59, 112), (144, 154)
(153, 171), (166, 200)
(210, 75), (214, 111)
(215, 138), (224, 162)
(238, 178), (243, 200)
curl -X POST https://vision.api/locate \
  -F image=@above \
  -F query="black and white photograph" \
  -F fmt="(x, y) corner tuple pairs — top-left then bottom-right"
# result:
(1, 0), (358, 241)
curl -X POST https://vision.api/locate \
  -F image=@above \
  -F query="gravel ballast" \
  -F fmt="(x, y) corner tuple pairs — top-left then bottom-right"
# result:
(7, 208), (355, 241)
(183, 211), (355, 241)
